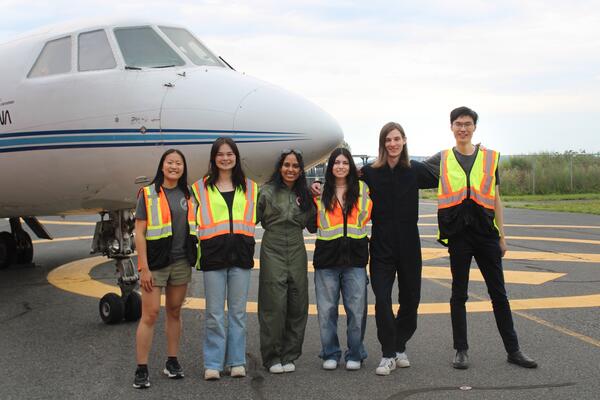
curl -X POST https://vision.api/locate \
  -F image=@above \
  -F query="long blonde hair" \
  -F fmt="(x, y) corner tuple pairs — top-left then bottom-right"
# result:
(371, 122), (410, 168)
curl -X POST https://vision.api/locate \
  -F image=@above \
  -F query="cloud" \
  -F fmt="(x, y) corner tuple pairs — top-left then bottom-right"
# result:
(1, 0), (599, 154)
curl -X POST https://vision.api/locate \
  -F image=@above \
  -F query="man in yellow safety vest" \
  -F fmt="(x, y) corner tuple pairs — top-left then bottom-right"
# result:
(424, 106), (538, 370)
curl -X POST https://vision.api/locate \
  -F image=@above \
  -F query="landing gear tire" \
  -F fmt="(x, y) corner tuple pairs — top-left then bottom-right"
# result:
(15, 230), (33, 265)
(124, 291), (142, 322)
(0, 231), (17, 269)
(99, 293), (125, 324)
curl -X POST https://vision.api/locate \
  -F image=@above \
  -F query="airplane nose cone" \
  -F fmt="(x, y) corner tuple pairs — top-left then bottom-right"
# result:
(234, 84), (343, 165)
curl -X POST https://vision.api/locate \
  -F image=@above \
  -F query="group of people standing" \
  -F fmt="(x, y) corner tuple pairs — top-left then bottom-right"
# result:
(132, 106), (537, 389)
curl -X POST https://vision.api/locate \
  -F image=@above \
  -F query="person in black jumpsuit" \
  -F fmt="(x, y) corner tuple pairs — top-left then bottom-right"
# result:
(361, 122), (437, 376)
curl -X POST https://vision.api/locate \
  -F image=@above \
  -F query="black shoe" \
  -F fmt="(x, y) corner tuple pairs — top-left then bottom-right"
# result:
(453, 350), (469, 369)
(133, 367), (150, 389)
(507, 350), (538, 368)
(164, 358), (185, 379)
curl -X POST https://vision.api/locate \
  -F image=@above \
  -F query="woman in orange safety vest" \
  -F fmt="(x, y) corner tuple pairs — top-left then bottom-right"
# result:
(133, 149), (198, 389)
(313, 148), (372, 371)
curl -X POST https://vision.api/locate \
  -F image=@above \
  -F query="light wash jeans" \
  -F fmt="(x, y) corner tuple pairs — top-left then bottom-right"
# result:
(314, 266), (368, 362)
(203, 267), (251, 370)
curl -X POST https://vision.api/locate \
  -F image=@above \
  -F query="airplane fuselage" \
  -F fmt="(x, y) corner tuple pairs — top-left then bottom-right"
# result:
(0, 20), (343, 217)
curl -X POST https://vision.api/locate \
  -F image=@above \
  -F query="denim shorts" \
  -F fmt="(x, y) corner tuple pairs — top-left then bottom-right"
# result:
(152, 258), (192, 287)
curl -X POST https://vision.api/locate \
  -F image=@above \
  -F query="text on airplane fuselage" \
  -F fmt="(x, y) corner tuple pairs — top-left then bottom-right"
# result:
(0, 110), (12, 125)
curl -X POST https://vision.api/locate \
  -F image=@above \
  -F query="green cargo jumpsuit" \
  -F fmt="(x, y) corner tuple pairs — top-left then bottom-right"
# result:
(257, 182), (316, 368)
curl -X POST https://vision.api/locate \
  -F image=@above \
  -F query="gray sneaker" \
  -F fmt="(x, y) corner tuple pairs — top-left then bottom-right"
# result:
(133, 367), (150, 389)
(163, 358), (184, 379)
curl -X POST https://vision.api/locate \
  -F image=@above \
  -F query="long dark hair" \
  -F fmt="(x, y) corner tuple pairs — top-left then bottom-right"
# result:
(204, 137), (247, 193)
(150, 148), (190, 198)
(268, 150), (312, 212)
(322, 148), (360, 212)
(372, 121), (410, 169)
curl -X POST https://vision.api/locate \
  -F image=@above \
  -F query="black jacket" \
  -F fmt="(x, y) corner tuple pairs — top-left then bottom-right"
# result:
(361, 161), (437, 264)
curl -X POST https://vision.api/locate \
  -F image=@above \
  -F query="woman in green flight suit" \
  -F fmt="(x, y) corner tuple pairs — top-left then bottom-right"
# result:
(257, 149), (316, 373)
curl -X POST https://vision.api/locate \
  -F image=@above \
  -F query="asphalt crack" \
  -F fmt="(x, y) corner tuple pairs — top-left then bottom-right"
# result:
(0, 301), (32, 323)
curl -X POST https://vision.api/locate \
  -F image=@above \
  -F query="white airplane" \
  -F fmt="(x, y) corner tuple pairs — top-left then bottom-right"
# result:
(0, 19), (343, 323)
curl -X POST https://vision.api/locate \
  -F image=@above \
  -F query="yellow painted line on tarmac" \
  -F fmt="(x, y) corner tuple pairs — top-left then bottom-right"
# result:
(506, 235), (600, 246)
(429, 278), (600, 348)
(36, 219), (96, 226)
(421, 266), (564, 285)
(47, 256), (600, 316)
(33, 235), (93, 244)
(418, 222), (600, 229)
(513, 310), (600, 348)
(505, 224), (600, 229)
(420, 247), (600, 263)
(505, 251), (600, 263)
(420, 234), (600, 246)
(250, 257), (564, 285)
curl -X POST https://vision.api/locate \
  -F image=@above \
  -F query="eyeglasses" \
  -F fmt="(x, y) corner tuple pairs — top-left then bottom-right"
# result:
(453, 122), (474, 129)
(281, 148), (303, 156)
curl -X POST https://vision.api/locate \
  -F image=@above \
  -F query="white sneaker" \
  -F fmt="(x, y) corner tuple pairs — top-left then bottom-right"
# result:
(204, 369), (220, 380)
(322, 359), (338, 370)
(230, 365), (246, 377)
(375, 357), (396, 376)
(269, 363), (284, 374)
(345, 360), (361, 371)
(282, 362), (295, 373)
(395, 352), (410, 368)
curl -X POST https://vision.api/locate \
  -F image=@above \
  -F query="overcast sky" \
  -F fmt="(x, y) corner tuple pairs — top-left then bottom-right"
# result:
(2, 0), (599, 156)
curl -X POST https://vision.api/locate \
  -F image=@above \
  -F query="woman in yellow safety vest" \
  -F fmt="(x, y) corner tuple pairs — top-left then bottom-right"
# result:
(133, 149), (198, 389)
(257, 149), (316, 374)
(313, 148), (372, 371)
(191, 137), (258, 381)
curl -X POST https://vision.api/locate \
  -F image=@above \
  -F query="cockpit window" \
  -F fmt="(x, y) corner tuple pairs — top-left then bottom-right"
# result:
(114, 26), (185, 68)
(78, 30), (116, 71)
(159, 26), (223, 67)
(28, 36), (72, 78)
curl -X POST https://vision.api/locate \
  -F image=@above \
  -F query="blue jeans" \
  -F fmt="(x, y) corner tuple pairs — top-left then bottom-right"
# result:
(203, 267), (251, 370)
(314, 267), (368, 362)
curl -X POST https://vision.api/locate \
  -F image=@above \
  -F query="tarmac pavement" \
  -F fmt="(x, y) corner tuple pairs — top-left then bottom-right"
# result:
(1, 202), (599, 400)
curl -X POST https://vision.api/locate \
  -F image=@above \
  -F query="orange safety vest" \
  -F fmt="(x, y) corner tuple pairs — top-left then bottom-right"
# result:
(315, 181), (372, 240)
(142, 185), (197, 240)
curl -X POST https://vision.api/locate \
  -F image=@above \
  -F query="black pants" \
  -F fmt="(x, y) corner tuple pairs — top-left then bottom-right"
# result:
(370, 254), (422, 358)
(448, 231), (519, 353)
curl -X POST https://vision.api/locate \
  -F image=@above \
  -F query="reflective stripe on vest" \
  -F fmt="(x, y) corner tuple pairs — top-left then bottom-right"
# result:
(437, 146), (499, 210)
(143, 186), (197, 240)
(191, 177), (257, 240)
(316, 181), (372, 240)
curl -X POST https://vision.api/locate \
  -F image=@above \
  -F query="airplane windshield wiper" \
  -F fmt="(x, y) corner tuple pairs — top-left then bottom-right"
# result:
(125, 65), (142, 70)
(219, 56), (235, 71)
(152, 65), (176, 69)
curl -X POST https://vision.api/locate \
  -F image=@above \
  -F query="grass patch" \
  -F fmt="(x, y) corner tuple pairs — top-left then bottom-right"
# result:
(420, 191), (600, 215)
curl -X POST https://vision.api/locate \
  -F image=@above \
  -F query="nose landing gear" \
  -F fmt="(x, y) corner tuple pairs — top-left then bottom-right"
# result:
(92, 210), (142, 324)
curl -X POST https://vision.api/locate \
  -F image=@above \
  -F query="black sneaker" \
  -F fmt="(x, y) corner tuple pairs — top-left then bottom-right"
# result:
(164, 358), (184, 379)
(133, 367), (150, 389)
